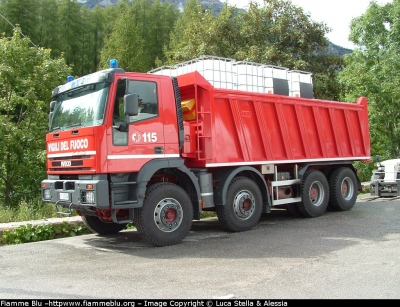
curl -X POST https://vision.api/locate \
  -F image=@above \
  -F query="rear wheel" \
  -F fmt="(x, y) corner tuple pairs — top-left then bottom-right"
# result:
(81, 215), (127, 235)
(298, 170), (329, 218)
(134, 183), (193, 247)
(216, 176), (262, 232)
(328, 167), (358, 211)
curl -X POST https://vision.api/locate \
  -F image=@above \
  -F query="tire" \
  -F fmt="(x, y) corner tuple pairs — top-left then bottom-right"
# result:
(133, 207), (144, 234)
(134, 183), (193, 247)
(328, 167), (358, 211)
(216, 176), (262, 232)
(297, 170), (329, 218)
(81, 215), (127, 235)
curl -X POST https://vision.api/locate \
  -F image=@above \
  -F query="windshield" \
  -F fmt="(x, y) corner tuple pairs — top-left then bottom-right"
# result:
(50, 82), (110, 131)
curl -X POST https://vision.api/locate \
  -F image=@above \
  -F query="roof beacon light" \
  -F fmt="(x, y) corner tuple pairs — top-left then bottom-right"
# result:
(66, 75), (74, 83)
(110, 59), (118, 69)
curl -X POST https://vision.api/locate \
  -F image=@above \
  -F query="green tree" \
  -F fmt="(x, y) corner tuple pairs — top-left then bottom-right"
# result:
(79, 5), (95, 76)
(0, 28), (70, 207)
(100, 0), (178, 72)
(339, 0), (400, 158)
(147, 0), (179, 68)
(88, 5), (108, 73)
(164, 0), (329, 68)
(233, 0), (330, 69)
(58, 0), (83, 74)
(206, 4), (241, 58)
(37, 0), (61, 58)
(0, 0), (39, 44)
(163, 0), (337, 99)
(164, 0), (215, 64)
(311, 53), (344, 101)
(99, 0), (148, 71)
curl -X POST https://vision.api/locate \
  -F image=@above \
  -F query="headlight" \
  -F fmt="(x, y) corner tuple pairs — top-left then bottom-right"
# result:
(82, 191), (95, 204)
(43, 189), (51, 200)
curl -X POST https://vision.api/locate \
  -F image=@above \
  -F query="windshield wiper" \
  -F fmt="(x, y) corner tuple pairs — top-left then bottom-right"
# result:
(68, 123), (82, 129)
(50, 126), (62, 132)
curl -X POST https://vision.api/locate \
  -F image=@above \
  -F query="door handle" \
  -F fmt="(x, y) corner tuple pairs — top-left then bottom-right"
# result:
(154, 147), (164, 154)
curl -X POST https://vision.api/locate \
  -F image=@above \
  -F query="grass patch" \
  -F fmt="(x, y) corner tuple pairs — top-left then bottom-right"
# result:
(201, 211), (217, 219)
(0, 200), (71, 223)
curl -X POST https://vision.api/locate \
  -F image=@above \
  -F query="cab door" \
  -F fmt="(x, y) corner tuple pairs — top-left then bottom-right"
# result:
(106, 77), (167, 173)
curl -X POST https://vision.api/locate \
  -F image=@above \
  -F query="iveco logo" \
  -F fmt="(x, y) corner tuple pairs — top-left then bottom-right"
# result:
(61, 161), (72, 167)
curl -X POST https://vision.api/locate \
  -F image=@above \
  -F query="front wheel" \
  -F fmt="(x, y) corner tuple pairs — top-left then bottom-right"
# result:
(297, 170), (329, 218)
(216, 176), (262, 232)
(81, 215), (127, 235)
(134, 183), (193, 247)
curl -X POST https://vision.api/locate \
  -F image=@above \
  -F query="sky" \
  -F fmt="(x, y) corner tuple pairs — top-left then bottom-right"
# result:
(225, 0), (391, 49)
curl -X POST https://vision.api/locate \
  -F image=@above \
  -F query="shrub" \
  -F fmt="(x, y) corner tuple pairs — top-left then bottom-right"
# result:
(1, 222), (91, 245)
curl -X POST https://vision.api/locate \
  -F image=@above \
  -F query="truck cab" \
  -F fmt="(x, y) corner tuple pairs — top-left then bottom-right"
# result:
(370, 155), (400, 197)
(41, 60), (197, 233)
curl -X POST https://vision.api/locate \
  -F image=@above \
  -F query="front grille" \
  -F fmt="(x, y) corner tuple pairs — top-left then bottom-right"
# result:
(50, 167), (91, 172)
(48, 154), (93, 172)
(49, 155), (90, 161)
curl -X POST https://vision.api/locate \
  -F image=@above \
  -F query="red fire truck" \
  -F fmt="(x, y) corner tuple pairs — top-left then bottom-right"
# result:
(41, 57), (371, 247)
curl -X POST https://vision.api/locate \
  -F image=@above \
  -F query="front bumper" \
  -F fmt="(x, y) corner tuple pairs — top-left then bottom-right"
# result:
(41, 178), (109, 209)
(370, 181), (400, 197)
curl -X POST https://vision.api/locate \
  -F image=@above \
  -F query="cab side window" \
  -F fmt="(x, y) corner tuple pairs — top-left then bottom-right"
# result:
(112, 79), (128, 146)
(127, 80), (158, 123)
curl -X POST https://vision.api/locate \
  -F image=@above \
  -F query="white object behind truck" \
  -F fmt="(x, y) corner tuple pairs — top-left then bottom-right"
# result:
(370, 155), (400, 197)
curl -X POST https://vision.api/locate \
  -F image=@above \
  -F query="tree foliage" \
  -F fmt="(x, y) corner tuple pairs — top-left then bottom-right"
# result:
(164, 0), (216, 63)
(163, 0), (339, 98)
(311, 53), (344, 101)
(99, 0), (179, 72)
(99, 0), (151, 71)
(0, 0), (341, 95)
(0, 0), (39, 43)
(164, 0), (330, 69)
(339, 0), (400, 159)
(0, 29), (70, 207)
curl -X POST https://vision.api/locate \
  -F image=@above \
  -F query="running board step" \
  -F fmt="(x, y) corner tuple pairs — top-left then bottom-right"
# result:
(111, 208), (134, 224)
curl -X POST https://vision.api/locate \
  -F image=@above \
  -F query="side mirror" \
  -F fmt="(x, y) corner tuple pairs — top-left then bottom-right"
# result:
(124, 93), (139, 116)
(376, 155), (381, 167)
(50, 101), (56, 112)
(113, 94), (138, 132)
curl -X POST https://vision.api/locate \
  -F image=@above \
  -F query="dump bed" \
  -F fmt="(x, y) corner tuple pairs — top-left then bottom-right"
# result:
(177, 71), (370, 168)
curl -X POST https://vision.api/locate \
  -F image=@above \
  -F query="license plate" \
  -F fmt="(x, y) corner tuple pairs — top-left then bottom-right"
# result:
(59, 192), (70, 201)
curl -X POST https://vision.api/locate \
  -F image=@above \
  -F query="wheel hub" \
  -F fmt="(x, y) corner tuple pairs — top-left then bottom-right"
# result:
(154, 199), (183, 232)
(165, 208), (177, 223)
(233, 191), (255, 220)
(341, 177), (354, 200)
(309, 181), (324, 206)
